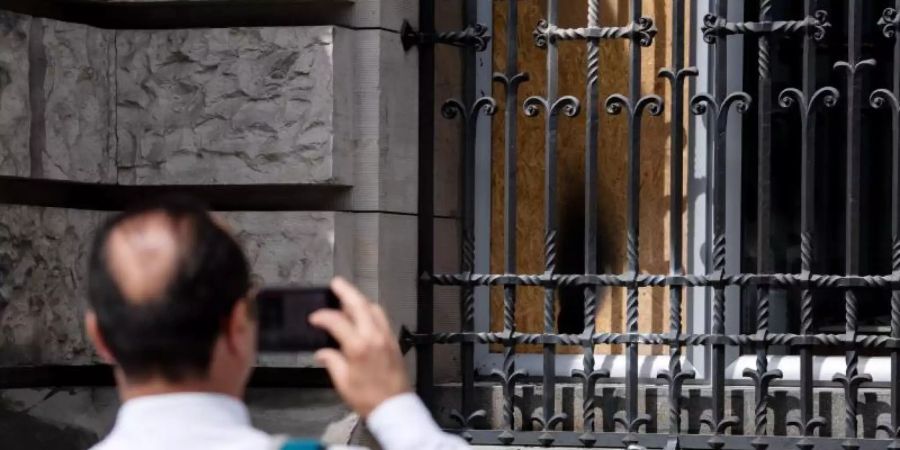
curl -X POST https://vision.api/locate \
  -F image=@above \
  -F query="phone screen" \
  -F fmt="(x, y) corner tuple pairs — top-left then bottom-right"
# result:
(256, 287), (340, 352)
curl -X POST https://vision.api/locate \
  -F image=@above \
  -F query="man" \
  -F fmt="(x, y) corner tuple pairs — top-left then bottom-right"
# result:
(85, 196), (468, 450)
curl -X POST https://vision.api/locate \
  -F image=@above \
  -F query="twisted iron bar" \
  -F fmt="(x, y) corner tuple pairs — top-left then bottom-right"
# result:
(425, 270), (900, 290)
(701, 10), (831, 44)
(690, 91), (750, 445)
(779, 86), (840, 339)
(533, 17), (657, 48)
(832, 53), (877, 445)
(407, 329), (900, 350)
(491, 0), (529, 434)
(441, 96), (497, 436)
(575, 1), (607, 444)
(401, 20), (491, 52)
(658, 61), (699, 437)
(402, 20), (491, 51)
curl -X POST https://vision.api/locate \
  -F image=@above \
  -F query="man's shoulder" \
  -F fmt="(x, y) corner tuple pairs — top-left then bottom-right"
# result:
(89, 426), (280, 450)
(89, 431), (366, 450)
(276, 437), (369, 450)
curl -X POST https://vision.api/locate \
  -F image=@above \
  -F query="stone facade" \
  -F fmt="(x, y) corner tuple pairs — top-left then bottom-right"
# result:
(0, 1), (419, 447)
(0, 11), (353, 186)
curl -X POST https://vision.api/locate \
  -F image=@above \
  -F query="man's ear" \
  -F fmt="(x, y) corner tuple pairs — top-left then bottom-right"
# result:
(225, 299), (253, 356)
(85, 311), (116, 364)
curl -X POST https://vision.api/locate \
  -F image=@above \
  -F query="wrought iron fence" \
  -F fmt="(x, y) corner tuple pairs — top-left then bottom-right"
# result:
(407, 1), (900, 449)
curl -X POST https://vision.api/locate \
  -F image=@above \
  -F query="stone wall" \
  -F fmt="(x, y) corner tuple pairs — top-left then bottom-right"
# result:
(0, 11), (349, 185)
(0, 0), (419, 447)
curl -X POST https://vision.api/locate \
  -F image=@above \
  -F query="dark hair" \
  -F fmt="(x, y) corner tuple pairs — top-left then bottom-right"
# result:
(87, 196), (250, 381)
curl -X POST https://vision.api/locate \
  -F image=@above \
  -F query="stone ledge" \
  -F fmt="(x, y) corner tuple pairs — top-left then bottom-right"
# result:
(0, 177), (351, 212)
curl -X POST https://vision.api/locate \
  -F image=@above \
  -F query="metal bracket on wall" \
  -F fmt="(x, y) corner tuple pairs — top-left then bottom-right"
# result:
(400, 20), (491, 52)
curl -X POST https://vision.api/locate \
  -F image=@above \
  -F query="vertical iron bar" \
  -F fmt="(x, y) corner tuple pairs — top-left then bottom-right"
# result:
(844, 0), (862, 443)
(460, 0), (477, 424)
(710, 0), (728, 442)
(541, 0), (560, 440)
(416, 0), (436, 410)
(625, 0), (643, 442)
(799, 0), (818, 442)
(754, 0), (775, 444)
(892, 0), (900, 442)
(668, 0), (687, 436)
(582, 0), (601, 438)
(500, 0), (521, 439)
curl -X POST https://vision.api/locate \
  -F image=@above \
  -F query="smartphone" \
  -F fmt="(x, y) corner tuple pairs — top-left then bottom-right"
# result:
(256, 286), (340, 352)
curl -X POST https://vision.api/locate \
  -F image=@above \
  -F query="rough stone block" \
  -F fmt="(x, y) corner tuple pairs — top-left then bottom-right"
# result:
(115, 26), (349, 186)
(221, 211), (351, 286)
(40, 19), (115, 182)
(0, 207), (350, 366)
(0, 207), (106, 366)
(0, 11), (31, 177)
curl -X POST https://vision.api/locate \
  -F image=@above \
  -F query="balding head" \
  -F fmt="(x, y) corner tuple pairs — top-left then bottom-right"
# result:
(88, 196), (251, 382)
(105, 211), (192, 304)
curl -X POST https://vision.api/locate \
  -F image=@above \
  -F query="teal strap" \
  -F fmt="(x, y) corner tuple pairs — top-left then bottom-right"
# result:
(280, 438), (325, 450)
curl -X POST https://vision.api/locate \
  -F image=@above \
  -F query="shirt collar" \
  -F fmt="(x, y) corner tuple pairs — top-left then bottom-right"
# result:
(114, 392), (251, 430)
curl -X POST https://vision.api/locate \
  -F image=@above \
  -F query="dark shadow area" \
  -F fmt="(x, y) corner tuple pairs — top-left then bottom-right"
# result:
(818, 391), (833, 437)
(2, 0), (358, 29)
(0, 407), (99, 450)
(861, 392), (891, 439)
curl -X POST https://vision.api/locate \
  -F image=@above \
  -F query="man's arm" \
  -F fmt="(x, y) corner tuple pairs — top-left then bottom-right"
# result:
(310, 278), (469, 450)
(366, 393), (468, 450)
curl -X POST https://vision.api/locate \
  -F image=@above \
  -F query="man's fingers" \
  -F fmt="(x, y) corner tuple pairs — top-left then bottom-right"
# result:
(330, 277), (375, 334)
(309, 309), (358, 350)
(314, 348), (349, 390)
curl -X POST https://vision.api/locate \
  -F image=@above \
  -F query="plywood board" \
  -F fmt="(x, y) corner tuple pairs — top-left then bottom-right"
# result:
(489, 0), (690, 355)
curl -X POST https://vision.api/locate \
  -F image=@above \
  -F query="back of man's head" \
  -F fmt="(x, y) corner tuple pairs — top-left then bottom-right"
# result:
(88, 196), (250, 382)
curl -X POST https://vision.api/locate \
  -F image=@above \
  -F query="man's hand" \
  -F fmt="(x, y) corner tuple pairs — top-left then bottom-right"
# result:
(309, 277), (412, 418)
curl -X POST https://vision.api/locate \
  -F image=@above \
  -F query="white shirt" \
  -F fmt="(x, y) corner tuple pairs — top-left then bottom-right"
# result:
(90, 392), (469, 450)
